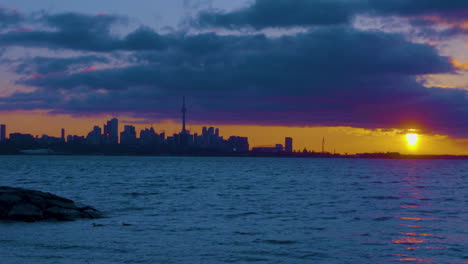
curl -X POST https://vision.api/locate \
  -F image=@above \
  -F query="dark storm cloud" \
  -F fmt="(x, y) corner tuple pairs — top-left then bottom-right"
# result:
(196, 0), (360, 28)
(42, 12), (123, 32)
(3, 27), (467, 137)
(0, 12), (168, 52)
(0, 8), (22, 28)
(17, 28), (455, 91)
(0, 8), (466, 137)
(195, 0), (468, 29)
(366, 0), (468, 20)
(0, 4), (464, 53)
(15, 55), (109, 75)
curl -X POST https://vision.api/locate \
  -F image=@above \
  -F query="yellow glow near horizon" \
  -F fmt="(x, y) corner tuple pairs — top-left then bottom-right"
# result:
(406, 134), (419, 148)
(2, 111), (468, 155)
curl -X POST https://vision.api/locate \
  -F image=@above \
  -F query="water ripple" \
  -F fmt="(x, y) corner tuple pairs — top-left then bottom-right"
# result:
(0, 156), (465, 264)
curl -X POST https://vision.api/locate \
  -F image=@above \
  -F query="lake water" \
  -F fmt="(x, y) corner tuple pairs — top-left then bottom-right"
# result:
(0, 156), (466, 263)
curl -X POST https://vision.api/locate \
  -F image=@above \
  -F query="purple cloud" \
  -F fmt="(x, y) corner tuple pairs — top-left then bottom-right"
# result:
(0, 24), (466, 137)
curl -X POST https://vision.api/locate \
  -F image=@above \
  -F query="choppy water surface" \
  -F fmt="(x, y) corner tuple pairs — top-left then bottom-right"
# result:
(0, 156), (466, 263)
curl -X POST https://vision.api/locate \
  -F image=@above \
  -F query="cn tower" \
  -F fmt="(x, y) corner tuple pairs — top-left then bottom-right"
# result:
(181, 96), (187, 134)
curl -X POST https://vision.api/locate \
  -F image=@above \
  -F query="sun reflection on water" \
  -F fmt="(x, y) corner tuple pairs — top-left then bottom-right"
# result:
(399, 224), (423, 228)
(394, 257), (431, 262)
(382, 169), (456, 263)
(392, 236), (430, 244)
(397, 216), (440, 221)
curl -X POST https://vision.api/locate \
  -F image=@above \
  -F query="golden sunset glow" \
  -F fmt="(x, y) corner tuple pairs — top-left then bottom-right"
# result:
(451, 58), (468, 70)
(1, 111), (468, 155)
(406, 134), (419, 148)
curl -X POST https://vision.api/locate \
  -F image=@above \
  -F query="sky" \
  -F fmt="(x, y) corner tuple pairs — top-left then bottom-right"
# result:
(0, 0), (467, 154)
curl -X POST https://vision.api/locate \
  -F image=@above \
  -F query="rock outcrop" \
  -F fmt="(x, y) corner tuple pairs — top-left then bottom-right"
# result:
(0, 186), (102, 222)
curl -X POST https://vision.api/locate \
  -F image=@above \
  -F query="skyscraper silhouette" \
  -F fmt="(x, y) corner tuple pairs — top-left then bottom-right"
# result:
(104, 118), (119, 144)
(0, 124), (5, 142)
(285, 137), (293, 152)
(120, 125), (137, 145)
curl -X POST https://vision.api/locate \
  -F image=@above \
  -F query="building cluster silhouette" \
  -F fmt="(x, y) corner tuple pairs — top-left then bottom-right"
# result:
(0, 124), (5, 142)
(0, 98), (295, 155)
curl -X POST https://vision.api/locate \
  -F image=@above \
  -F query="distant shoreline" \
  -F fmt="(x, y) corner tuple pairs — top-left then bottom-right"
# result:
(0, 150), (467, 160)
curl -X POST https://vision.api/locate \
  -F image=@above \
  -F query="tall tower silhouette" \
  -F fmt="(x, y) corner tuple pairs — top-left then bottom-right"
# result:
(322, 137), (325, 153)
(181, 96), (187, 134)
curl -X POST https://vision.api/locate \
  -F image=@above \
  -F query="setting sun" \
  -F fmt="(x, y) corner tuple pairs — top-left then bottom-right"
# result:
(406, 133), (419, 148)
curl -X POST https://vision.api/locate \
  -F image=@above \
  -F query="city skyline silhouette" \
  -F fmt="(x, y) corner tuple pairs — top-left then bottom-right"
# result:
(0, 1), (466, 155)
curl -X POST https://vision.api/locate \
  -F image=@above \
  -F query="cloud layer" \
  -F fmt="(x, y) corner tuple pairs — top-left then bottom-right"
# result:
(196, 0), (468, 29)
(0, 12), (169, 52)
(0, 4), (467, 137)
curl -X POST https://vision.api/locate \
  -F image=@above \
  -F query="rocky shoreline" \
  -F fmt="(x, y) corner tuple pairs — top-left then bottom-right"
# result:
(0, 186), (102, 222)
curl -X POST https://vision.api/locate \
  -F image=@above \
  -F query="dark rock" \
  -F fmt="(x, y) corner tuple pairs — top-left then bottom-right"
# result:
(0, 186), (102, 222)
(8, 203), (43, 222)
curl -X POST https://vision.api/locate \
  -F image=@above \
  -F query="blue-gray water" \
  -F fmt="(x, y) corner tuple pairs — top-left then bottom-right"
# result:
(0, 156), (466, 264)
